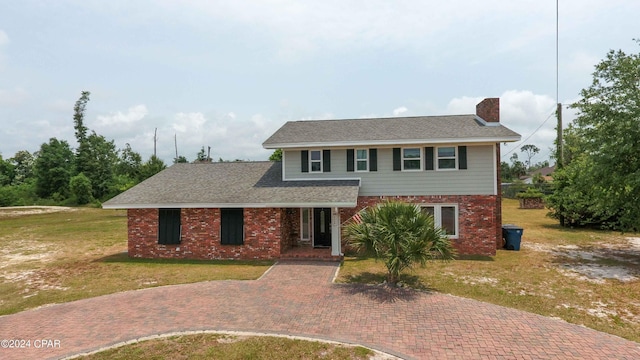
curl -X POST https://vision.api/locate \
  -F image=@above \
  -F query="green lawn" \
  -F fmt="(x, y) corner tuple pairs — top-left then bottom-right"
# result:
(77, 333), (374, 360)
(0, 208), (272, 315)
(1, 202), (638, 346)
(338, 199), (640, 342)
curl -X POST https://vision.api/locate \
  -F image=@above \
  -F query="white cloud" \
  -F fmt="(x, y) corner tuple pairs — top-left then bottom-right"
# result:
(96, 104), (148, 128)
(448, 90), (559, 163)
(0, 87), (28, 106)
(0, 30), (8, 70)
(566, 51), (599, 78)
(0, 30), (8, 46)
(393, 106), (408, 116)
(153, 0), (558, 62)
(301, 113), (335, 121)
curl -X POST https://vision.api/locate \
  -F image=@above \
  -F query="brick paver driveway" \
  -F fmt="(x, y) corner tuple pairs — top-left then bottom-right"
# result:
(1, 261), (639, 359)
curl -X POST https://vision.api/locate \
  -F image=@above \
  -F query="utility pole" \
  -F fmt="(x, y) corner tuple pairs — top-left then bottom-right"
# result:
(153, 128), (158, 157)
(556, 103), (563, 169)
(174, 134), (178, 160)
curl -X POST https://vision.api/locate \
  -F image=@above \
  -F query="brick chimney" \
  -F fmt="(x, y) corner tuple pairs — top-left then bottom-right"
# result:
(476, 98), (500, 123)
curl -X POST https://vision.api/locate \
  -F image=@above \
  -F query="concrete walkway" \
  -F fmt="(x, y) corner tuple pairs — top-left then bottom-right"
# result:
(1, 261), (639, 359)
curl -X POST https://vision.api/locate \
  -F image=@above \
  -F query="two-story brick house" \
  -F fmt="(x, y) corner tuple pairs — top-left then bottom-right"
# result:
(103, 98), (520, 260)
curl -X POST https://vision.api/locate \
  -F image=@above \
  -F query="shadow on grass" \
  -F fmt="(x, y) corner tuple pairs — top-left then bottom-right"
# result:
(94, 252), (274, 267)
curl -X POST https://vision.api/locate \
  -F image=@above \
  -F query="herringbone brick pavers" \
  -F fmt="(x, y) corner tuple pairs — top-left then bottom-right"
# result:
(0, 261), (639, 359)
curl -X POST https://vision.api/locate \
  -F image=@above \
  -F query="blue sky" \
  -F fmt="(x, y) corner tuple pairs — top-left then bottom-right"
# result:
(1, 0), (638, 165)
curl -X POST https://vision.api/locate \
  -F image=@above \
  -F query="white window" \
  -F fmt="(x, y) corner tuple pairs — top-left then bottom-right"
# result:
(309, 150), (322, 173)
(421, 204), (458, 238)
(355, 149), (368, 172)
(402, 147), (422, 171)
(300, 208), (311, 241)
(437, 146), (457, 170)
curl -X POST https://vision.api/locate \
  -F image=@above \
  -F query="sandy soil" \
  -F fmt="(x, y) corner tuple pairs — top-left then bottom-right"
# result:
(0, 206), (76, 217)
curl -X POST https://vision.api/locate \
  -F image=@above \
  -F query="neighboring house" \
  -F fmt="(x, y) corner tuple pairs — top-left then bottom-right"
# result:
(521, 165), (555, 184)
(103, 98), (520, 260)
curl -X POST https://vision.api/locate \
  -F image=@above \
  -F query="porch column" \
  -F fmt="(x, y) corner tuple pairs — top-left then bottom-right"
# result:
(331, 207), (341, 256)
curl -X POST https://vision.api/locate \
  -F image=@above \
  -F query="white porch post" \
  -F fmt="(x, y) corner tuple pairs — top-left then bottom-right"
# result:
(331, 207), (341, 256)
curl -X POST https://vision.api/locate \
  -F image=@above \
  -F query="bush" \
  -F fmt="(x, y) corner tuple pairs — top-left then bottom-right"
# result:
(516, 188), (544, 199)
(70, 173), (93, 205)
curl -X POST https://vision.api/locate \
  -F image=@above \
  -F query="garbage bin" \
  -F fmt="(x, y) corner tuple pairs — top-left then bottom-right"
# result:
(502, 224), (523, 251)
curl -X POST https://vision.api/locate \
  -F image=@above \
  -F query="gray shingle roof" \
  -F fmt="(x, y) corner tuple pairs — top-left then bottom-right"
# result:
(262, 114), (520, 148)
(102, 162), (360, 209)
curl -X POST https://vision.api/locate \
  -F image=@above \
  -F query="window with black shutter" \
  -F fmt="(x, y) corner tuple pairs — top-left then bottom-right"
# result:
(393, 148), (401, 171)
(369, 148), (377, 171)
(221, 208), (244, 245)
(458, 146), (468, 170)
(158, 209), (181, 245)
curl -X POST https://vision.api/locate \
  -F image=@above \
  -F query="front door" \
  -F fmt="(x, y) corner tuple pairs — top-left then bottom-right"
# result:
(313, 208), (331, 247)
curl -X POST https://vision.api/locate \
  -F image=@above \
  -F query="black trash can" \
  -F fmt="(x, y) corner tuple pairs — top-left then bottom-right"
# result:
(502, 224), (523, 251)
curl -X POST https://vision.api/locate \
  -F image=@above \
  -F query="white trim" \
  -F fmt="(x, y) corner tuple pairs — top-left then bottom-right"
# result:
(102, 201), (358, 209)
(263, 136), (521, 149)
(493, 143), (498, 195)
(474, 115), (502, 127)
(331, 207), (341, 256)
(420, 204), (459, 239)
(284, 177), (362, 184)
(309, 150), (322, 173)
(401, 147), (422, 171)
(281, 150), (287, 180)
(435, 146), (458, 171)
(354, 148), (369, 172)
(300, 207), (311, 241)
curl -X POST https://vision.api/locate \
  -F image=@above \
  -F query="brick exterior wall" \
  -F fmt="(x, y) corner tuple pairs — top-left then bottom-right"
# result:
(127, 207), (283, 260)
(340, 195), (500, 256)
(127, 194), (501, 259)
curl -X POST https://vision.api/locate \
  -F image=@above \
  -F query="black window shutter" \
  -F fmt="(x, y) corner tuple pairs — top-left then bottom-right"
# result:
(459, 146), (468, 170)
(369, 149), (377, 171)
(393, 148), (401, 171)
(221, 208), (244, 245)
(323, 150), (331, 172)
(425, 147), (434, 170)
(301, 150), (309, 173)
(158, 209), (181, 245)
(346, 149), (354, 172)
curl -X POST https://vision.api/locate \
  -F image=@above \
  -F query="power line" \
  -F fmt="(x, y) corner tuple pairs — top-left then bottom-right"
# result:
(501, 106), (557, 160)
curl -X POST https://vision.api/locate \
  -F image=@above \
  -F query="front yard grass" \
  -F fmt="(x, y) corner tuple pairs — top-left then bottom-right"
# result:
(76, 333), (374, 360)
(0, 208), (272, 316)
(338, 199), (640, 343)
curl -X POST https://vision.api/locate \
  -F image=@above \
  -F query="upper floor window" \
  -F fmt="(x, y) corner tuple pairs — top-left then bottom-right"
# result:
(437, 146), (457, 170)
(301, 150), (331, 173)
(310, 150), (322, 172)
(402, 148), (422, 171)
(356, 149), (368, 171)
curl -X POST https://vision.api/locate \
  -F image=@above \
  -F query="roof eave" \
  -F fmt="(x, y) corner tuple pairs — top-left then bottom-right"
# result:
(263, 136), (522, 149)
(102, 201), (358, 210)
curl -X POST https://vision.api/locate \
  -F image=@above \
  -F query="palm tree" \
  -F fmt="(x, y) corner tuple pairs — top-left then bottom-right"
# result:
(344, 201), (455, 286)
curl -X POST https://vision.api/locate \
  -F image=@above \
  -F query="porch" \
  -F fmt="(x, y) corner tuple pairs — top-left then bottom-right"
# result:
(279, 245), (343, 261)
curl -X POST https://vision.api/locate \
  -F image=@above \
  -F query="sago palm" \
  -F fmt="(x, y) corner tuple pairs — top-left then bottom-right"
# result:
(344, 201), (455, 286)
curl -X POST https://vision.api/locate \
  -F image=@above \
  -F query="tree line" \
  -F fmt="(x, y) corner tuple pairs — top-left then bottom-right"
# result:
(1, 91), (165, 206)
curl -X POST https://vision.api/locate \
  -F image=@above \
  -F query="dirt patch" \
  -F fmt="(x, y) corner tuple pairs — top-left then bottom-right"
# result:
(525, 237), (640, 283)
(0, 206), (76, 217)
